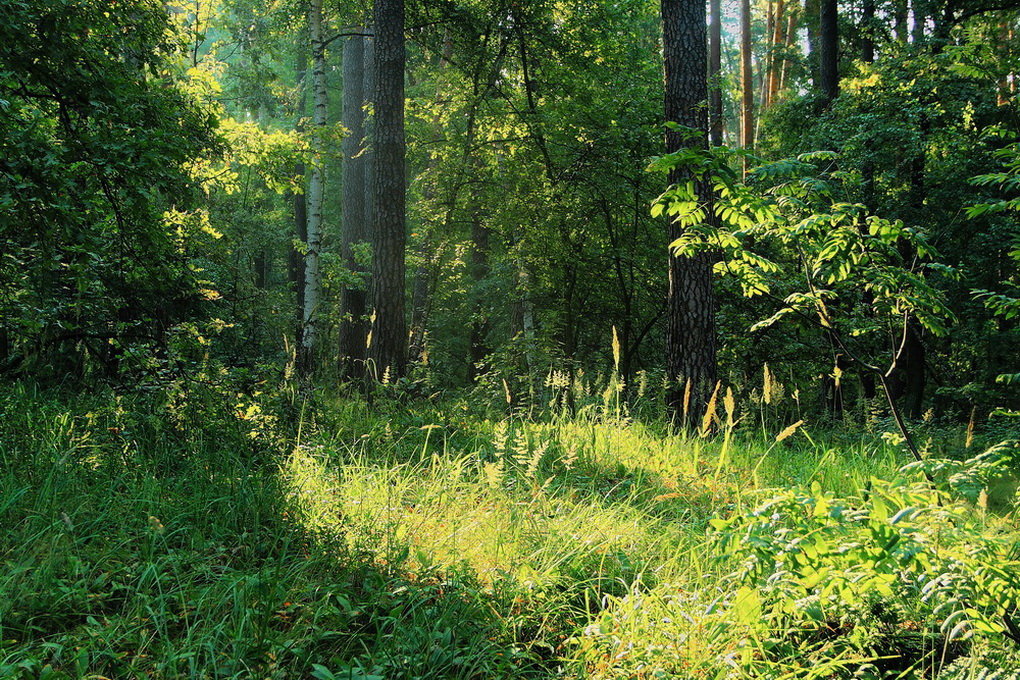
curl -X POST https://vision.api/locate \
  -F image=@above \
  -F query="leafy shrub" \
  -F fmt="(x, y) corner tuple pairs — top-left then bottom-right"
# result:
(575, 478), (1020, 678)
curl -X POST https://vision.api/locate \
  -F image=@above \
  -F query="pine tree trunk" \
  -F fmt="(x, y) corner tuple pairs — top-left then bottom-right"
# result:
(819, 0), (839, 103)
(766, 0), (786, 109)
(369, 0), (407, 382)
(339, 34), (371, 382)
(740, 0), (755, 155)
(861, 0), (875, 63)
(709, 0), (723, 146)
(300, 0), (327, 376)
(662, 0), (718, 425)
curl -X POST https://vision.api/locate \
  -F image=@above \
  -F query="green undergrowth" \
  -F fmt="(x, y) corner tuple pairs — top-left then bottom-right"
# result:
(1, 382), (1019, 679)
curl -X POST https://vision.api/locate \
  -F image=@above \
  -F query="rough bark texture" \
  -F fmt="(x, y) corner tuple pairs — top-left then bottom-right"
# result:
(709, 0), (723, 146)
(662, 0), (718, 425)
(369, 0), (407, 382)
(299, 0), (327, 376)
(819, 0), (839, 103)
(740, 0), (755, 153)
(339, 34), (370, 382)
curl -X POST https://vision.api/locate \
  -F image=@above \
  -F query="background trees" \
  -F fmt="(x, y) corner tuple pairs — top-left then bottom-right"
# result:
(0, 0), (217, 379)
(1, 0), (1017, 422)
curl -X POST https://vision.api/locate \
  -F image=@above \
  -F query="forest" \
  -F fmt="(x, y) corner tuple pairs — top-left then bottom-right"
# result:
(2, 0), (1020, 677)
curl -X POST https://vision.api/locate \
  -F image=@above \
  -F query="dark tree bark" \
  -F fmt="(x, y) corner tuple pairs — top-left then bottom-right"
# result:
(709, 0), (723, 146)
(819, 0), (839, 103)
(368, 0), (407, 382)
(662, 0), (718, 425)
(740, 0), (755, 155)
(861, 0), (875, 63)
(339, 34), (370, 382)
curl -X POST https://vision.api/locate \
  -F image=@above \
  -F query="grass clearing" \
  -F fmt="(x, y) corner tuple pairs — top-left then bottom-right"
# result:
(1, 383), (1018, 678)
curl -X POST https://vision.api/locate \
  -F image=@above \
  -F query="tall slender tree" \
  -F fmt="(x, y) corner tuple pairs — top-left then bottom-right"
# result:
(339, 33), (370, 382)
(661, 0), (717, 424)
(861, 0), (875, 63)
(819, 0), (839, 103)
(369, 0), (407, 381)
(765, 0), (787, 109)
(300, 0), (327, 375)
(289, 42), (308, 346)
(740, 0), (755, 156)
(709, 0), (723, 146)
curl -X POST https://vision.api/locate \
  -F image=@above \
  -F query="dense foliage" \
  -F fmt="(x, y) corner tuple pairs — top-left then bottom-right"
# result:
(1, 0), (1019, 677)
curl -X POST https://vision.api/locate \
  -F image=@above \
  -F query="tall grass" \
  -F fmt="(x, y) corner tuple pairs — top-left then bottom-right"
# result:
(1, 380), (1016, 679)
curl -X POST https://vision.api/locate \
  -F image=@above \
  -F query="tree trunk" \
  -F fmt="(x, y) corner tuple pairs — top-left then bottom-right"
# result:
(819, 0), (839, 104)
(861, 0), (875, 64)
(369, 0), (407, 382)
(740, 0), (755, 156)
(339, 34), (371, 383)
(765, 0), (786, 109)
(467, 216), (491, 383)
(778, 7), (798, 93)
(289, 46), (308, 347)
(299, 0), (327, 377)
(662, 0), (718, 425)
(709, 0), (723, 146)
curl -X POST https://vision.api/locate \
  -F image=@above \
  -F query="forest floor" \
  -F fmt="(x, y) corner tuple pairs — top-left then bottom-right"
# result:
(2, 381), (1019, 679)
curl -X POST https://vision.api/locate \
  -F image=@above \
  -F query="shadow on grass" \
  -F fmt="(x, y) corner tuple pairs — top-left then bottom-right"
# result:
(0, 385), (555, 680)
